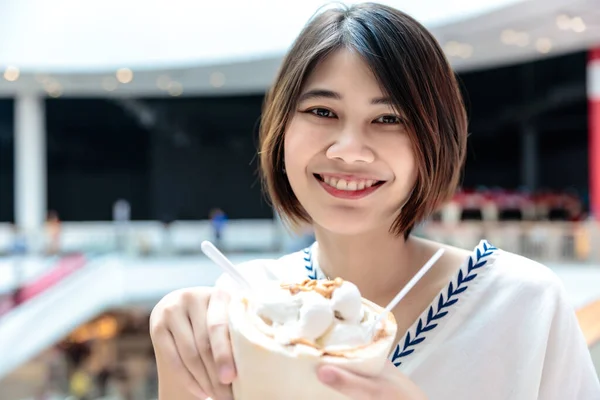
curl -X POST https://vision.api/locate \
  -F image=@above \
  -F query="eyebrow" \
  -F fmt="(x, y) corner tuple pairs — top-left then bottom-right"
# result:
(297, 88), (392, 105)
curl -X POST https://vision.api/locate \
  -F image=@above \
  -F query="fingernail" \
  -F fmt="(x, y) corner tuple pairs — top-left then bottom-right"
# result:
(317, 366), (338, 385)
(219, 365), (235, 384)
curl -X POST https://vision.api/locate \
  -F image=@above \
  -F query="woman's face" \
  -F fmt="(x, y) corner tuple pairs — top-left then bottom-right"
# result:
(284, 49), (418, 236)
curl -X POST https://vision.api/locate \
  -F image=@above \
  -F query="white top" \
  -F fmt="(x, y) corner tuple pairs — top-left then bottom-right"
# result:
(225, 240), (600, 399)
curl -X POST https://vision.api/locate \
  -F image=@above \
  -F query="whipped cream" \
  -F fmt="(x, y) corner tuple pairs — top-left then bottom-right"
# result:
(248, 278), (377, 351)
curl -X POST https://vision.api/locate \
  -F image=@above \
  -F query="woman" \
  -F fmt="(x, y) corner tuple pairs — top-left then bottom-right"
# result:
(150, 3), (600, 399)
(46, 210), (61, 255)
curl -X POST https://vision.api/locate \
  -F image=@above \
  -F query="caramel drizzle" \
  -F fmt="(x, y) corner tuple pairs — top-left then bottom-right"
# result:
(280, 277), (344, 299)
(289, 337), (318, 347)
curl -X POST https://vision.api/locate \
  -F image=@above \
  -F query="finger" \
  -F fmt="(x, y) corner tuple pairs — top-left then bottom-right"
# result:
(206, 287), (236, 385)
(189, 291), (233, 400)
(198, 355), (232, 400)
(381, 361), (427, 398)
(168, 310), (216, 399)
(153, 326), (208, 399)
(317, 365), (381, 399)
(383, 360), (401, 375)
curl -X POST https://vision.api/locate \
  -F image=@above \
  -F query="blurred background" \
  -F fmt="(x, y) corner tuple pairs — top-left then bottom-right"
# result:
(0, 0), (599, 398)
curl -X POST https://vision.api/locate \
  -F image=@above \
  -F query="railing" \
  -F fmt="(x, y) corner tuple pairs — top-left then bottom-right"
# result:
(0, 219), (284, 256)
(417, 221), (600, 264)
(1, 220), (599, 264)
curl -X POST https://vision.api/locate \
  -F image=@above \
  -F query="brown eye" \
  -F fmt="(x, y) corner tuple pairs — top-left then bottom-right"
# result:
(310, 108), (336, 118)
(375, 115), (401, 124)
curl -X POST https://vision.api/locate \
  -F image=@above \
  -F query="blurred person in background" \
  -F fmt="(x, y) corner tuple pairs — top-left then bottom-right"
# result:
(45, 210), (61, 256)
(149, 3), (600, 400)
(209, 208), (228, 248)
(160, 213), (176, 255)
(9, 221), (28, 255)
(113, 199), (131, 253)
(95, 365), (112, 398)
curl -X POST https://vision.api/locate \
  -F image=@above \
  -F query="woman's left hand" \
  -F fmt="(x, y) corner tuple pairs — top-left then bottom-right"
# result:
(317, 361), (428, 400)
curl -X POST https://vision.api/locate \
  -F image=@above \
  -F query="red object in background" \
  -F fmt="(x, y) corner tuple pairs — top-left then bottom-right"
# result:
(451, 188), (583, 221)
(0, 254), (87, 318)
(589, 48), (600, 220)
(18, 254), (86, 302)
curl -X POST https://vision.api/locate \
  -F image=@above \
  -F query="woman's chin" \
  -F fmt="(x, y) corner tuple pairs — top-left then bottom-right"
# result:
(312, 214), (383, 236)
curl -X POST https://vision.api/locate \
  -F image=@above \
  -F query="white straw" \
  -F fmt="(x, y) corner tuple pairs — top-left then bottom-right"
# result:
(371, 248), (445, 335)
(201, 241), (252, 290)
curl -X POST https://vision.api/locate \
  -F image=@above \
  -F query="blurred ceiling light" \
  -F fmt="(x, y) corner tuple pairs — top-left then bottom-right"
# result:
(68, 315), (119, 343)
(48, 87), (63, 98)
(444, 41), (473, 58)
(102, 77), (118, 91)
(168, 81), (183, 96)
(556, 14), (587, 32)
(444, 41), (461, 56)
(3, 66), (20, 82)
(514, 32), (530, 47)
(43, 79), (60, 91)
(116, 68), (133, 84)
(210, 72), (226, 88)
(500, 29), (517, 44)
(535, 38), (553, 53)
(500, 30), (529, 47)
(156, 75), (171, 90)
(458, 44), (473, 59)
(43, 78), (63, 98)
(96, 316), (119, 340)
(556, 14), (572, 30)
(571, 17), (586, 33)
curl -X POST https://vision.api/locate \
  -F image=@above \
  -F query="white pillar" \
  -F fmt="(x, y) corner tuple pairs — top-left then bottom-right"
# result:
(14, 94), (46, 235)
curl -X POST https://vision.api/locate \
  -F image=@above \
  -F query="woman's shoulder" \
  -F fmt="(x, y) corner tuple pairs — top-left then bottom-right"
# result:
(424, 237), (562, 292)
(492, 248), (564, 290)
(481, 245), (570, 310)
(435, 238), (567, 306)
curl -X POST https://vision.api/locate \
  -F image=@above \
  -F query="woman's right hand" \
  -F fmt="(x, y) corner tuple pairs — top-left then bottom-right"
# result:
(150, 285), (236, 400)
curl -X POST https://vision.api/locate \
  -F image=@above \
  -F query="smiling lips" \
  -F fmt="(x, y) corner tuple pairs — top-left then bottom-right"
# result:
(315, 174), (385, 200)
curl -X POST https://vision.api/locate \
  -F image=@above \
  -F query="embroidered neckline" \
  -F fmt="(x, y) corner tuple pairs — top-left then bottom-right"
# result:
(302, 240), (498, 367)
(302, 245), (318, 280)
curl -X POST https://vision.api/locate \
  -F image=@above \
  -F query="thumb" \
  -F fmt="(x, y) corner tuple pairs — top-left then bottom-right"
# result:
(317, 365), (380, 399)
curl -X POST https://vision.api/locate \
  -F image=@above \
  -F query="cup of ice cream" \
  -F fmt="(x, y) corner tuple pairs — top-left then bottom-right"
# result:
(228, 277), (398, 400)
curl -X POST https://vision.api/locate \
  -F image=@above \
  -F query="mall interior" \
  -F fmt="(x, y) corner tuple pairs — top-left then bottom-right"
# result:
(0, 0), (600, 399)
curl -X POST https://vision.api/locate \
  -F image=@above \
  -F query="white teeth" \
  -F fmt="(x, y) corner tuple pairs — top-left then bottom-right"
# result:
(321, 175), (378, 191)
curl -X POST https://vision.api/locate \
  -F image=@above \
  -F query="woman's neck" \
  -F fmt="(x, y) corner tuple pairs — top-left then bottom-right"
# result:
(313, 224), (422, 303)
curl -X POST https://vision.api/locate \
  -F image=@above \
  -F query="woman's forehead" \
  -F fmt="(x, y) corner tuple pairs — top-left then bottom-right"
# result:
(301, 49), (385, 100)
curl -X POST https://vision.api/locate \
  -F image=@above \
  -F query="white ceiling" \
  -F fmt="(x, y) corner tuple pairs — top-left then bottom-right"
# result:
(0, 0), (527, 71)
(0, 0), (598, 97)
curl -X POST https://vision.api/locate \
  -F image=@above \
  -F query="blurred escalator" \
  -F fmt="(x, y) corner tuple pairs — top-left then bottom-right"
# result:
(0, 257), (123, 379)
